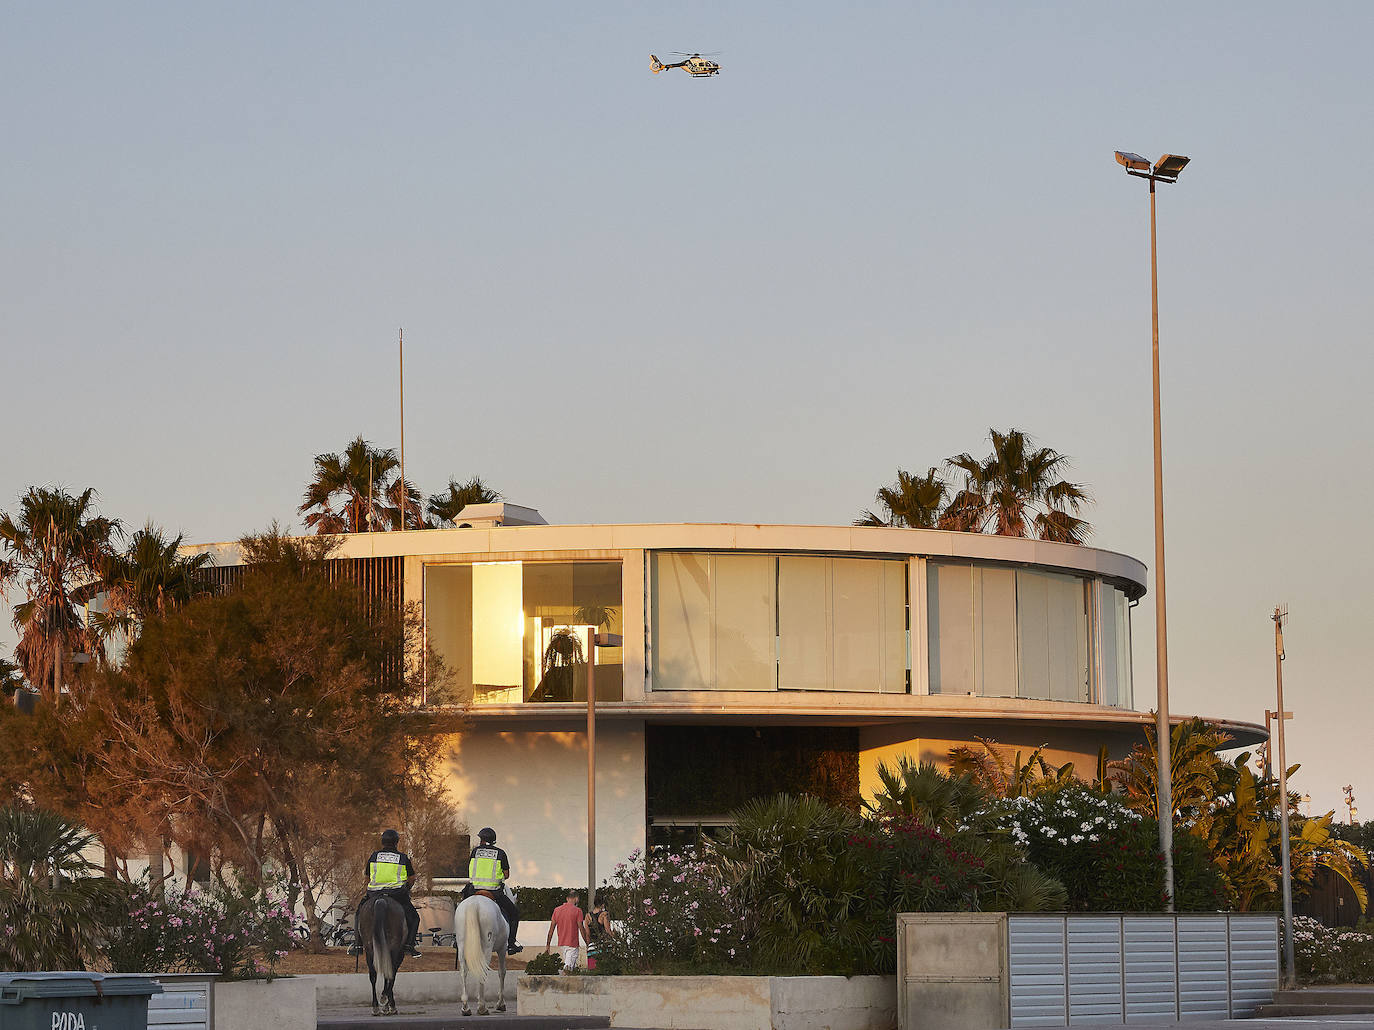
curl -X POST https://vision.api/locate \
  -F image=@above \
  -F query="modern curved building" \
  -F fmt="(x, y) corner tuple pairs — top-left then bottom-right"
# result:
(196, 504), (1263, 887)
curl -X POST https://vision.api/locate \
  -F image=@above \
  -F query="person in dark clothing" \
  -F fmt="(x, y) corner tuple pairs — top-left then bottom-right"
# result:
(349, 828), (421, 957)
(459, 826), (522, 954)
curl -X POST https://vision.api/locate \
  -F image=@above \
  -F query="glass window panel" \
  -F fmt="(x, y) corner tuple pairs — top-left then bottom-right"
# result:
(979, 567), (1018, 698)
(471, 562), (524, 703)
(778, 556), (829, 691)
(882, 561), (908, 694)
(928, 563), (975, 695)
(1016, 569), (1089, 702)
(1098, 584), (1120, 707)
(1111, 586), (1132, 708)
(714, 555), (777, 691)
(425, 560), (622, 705)
(832, 559), (885, 692)
(651, 553), (713, 691)
(525, 561), (622, 702)
(1045, 573), (1089, 702)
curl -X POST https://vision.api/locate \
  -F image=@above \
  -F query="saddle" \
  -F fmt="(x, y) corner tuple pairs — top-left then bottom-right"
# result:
(473, 888), (498, 900)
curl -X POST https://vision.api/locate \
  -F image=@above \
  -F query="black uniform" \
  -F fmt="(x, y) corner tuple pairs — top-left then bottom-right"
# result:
(357, 849), (421, 951)
(461, 843), (521, 951)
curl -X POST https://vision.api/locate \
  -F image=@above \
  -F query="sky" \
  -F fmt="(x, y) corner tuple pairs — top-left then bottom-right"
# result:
(3, 2), (1371, 819)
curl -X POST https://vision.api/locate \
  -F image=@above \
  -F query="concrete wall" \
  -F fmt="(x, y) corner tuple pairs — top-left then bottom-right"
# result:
(213, 976), (315, 1030)
(437, 720), (646, 886)
(313, 970), (516, 1007)
(518, 974), (896, 1030)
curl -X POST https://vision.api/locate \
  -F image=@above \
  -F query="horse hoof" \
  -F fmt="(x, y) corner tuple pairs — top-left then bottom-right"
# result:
(371, 1006), (380, 1016)
(461, 1008), (471, 1017)
(478, 1006), (488, 1016)
(496, 1001), (507, 1012)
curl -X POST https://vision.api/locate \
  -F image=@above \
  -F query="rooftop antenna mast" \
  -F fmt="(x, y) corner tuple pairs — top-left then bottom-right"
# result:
(399, 328), (406, 532)
(1273, 604), (1295, 987)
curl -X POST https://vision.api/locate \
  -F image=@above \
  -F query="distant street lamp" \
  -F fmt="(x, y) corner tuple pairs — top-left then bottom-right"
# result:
(1114, 150), (1190, 912)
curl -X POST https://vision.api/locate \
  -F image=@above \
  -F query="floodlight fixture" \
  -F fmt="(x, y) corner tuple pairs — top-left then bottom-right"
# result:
(1153, 153), (1191, 178)
(1115, 151), (1151, 171)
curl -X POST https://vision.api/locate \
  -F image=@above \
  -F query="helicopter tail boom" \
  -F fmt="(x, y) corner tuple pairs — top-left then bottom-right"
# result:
(649, 54), (664, 73)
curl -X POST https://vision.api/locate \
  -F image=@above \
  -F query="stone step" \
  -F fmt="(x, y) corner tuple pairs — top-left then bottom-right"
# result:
(1272, 987), (1374, 1005)
(1256, 1002), (1374, 1017)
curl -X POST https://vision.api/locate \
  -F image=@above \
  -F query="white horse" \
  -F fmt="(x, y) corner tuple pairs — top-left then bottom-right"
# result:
(455, 893), (508, 1016)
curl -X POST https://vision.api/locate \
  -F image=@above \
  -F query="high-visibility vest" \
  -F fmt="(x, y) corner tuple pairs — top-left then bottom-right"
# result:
(368, 851), (406, 890)
(469, 847), (503, 889)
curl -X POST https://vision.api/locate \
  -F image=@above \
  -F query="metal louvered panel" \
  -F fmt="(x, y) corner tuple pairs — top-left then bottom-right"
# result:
(1009, 916), (1066, 1027)
(1177, 915), (1229, 1018)
(1003, 913), (1278, 1028)
(1067, 915), (1123, 1022)
(1228, 914), (1280, 1017)
(1122, 916), (1177, 1020)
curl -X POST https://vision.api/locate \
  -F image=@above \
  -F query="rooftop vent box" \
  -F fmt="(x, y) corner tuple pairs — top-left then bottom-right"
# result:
(452, 503), (548, 529)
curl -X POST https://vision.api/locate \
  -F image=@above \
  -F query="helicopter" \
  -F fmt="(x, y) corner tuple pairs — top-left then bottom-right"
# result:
(650, 52), (721, 77)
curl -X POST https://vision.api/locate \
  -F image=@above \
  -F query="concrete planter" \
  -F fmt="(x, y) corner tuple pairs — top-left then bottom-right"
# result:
(518, 974), (896, 1030)
(213, 975), (315, 1030)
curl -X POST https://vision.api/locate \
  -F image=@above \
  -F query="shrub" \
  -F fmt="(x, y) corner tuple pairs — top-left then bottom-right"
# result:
(522, 950), (564, 975)
(104, 879), (295, 980)
(1293, 914), (1374, 983)
(989, 785), (1224, 912)
(597, 846), (748, 973)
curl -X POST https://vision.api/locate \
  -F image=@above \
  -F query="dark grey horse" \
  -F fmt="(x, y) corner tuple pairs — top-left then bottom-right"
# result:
(358, 894), (407, 1015)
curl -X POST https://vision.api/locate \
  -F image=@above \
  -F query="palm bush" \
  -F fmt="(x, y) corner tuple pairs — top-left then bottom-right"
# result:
(0, 804), (126, 971)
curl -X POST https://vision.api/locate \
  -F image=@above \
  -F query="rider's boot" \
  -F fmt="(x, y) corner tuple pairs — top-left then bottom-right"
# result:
(347, 941), (362, 955)
(407, 933), (422, 958)
(507, 939), (523, 954)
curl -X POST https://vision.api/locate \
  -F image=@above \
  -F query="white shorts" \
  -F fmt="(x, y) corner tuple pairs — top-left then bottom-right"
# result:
(561, 945), (579, 969)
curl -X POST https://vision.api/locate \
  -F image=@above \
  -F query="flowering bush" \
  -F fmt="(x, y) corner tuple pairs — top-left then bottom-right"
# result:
(104, 879), (295, 980)
(1293, 914), (1374, 983)
(989, 786), (1223, 912)
(597, 846), (748, 973)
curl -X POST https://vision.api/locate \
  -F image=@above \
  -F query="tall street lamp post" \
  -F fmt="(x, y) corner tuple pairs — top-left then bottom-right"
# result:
(1114, 150), (1191, 911)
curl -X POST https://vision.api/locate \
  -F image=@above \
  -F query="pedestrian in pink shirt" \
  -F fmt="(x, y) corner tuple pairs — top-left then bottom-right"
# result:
(545, 890), (589, 972)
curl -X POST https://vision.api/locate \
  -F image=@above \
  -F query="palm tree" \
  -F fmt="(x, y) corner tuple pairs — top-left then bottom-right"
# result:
(0, 804), (126, 971)
(1110, 716), (1233, 824)
(855, 468), (947, 528)
(947, 737), (1077, 798)
(383, 477), (427, 531)
(299, 436), (397, 534)
(862, 756), (991, 835)
(95, 522), (212, 640)
(0, 487), (121, 703)
(944, 428), (1092, 543)
(428, 476), (501, 527)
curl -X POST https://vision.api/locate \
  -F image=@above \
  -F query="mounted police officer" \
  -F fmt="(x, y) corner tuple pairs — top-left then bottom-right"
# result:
(460, 827), (522, 954)
(349, 828), (422, 957)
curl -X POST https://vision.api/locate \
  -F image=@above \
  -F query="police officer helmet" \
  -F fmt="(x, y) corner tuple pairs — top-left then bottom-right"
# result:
(477, 827), (496, 844)
(381, 828), (399, 846)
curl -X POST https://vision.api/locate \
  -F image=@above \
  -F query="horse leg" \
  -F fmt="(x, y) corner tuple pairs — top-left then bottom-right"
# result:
(495, 944), (507, 1013)
(368, 958), (379, 1016)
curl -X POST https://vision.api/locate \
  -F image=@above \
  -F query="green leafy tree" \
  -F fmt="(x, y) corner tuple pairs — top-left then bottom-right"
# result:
(944, 428), (1092, 543)
(0, 804), (127, 971)
(0, 486), (122, 702)
(299, 436), (398, 534)
(427, 476), (501, 527)
(855, 468), (947, 529)
(84, 527), (456, 945)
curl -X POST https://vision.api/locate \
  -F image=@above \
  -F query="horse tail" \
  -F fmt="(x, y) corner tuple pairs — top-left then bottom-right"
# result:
(372, 899), (395, 985)
(462, 899), (487, 982)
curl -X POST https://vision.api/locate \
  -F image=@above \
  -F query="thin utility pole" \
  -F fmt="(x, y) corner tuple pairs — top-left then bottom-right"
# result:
(586, 628), (597, 914)
(1274, 605), (1295, 988)
(398, 328), (406, 532)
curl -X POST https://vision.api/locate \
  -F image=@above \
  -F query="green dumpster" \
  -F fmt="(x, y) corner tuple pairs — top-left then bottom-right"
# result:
(0, 972), (162, 1030)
